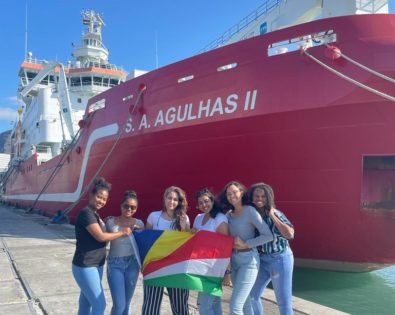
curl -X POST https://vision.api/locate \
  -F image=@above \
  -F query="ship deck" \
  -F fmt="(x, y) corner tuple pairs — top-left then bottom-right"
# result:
(0, 205), (347, 315)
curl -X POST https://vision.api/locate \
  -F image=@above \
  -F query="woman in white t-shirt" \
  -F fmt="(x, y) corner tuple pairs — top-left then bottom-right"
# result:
(142, 186), (190, 315)
(193, 188), (229, 315)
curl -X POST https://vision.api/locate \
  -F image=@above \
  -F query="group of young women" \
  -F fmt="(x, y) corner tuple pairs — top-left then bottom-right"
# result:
(71, 178), (295, 315)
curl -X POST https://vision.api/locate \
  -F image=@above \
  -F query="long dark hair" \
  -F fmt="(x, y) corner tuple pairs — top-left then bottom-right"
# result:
(248, 182), (275, 213)
(195, 188), (223, 218)
(218, 180), (249, 211)
(163, 186), (188, 231)
(91, 177), (112, 195)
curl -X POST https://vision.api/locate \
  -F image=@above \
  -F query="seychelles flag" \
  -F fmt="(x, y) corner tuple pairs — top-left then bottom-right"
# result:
(131, 230), (233, 296)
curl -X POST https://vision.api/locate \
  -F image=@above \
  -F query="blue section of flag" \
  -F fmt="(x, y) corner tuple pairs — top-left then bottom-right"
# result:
(133, 229), (163, 262)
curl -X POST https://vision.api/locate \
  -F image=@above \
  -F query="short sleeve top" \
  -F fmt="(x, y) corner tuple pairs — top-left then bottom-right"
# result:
(193, 213), (228, 232)
(72, 207), (106, 267)
(260, 209), (293, 254)
(147, 210), (190, 231)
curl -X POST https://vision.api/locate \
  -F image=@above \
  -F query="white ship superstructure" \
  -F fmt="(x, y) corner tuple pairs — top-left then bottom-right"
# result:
(12, 10), (127, 164)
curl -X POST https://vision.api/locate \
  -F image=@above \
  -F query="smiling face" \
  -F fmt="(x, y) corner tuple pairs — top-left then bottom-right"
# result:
(252, 188), (267, 210)
(89, 189), (109, 211)
(197, 194), (213, 214)
(121, 198), (138, 218)
(165, 191), (179, 212)
(226, 184), (243, 208)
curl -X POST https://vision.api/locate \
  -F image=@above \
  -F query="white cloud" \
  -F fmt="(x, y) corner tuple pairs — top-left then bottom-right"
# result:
(0, 107), (18, 121)
(5, 96), (20, 105)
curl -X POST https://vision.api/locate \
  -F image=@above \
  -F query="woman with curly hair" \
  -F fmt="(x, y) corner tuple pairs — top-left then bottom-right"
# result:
(249, 183), (294, 315)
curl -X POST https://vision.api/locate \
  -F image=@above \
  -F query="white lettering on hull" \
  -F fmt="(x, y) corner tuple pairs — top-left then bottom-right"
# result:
(126, 89), (257, 133)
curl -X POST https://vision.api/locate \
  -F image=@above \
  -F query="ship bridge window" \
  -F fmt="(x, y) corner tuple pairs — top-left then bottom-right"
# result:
(26, 72), (37, 80)
(110, 79), (119, 86)
(41, 76), (49, 85)
(267, 30), (337, 57)
(103, 78), (110, 86)
(70, 77), (81, 86)
(93, 76), (103, 86)
(82, 76), (92, 85)
(361, 156), (395, 211)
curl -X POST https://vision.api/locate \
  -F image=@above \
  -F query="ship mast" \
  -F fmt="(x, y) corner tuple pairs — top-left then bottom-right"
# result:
(14, 9), (127, 163)
(73, 10), (109, 67)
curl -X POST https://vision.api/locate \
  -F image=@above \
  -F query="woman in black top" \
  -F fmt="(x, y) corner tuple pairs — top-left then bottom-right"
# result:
(72, 178), (132, 315)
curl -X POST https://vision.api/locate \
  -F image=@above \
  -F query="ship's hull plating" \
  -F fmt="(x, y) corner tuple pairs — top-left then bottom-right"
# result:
(4, 14), (395, 271)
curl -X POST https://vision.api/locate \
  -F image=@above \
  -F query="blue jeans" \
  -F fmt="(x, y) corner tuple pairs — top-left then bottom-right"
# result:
(197, 291), (222, 315)
(230, 250), (260, 315)
(107, 255), (140, 315)
(72, 264), (106, 315)
(250, 248), (294, 315)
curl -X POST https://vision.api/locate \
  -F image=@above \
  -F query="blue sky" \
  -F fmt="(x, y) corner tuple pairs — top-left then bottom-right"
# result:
(0, 0), (394, 133)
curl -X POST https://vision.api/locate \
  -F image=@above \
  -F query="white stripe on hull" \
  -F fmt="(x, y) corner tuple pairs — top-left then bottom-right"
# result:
(4, 123), (119, 202)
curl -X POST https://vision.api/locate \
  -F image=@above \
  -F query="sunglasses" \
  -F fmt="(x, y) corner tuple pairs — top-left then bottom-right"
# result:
(122, 204), (137, 210)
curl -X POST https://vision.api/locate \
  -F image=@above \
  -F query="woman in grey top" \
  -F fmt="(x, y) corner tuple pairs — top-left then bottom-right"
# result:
(106, 191), (144, 315)
(219, 181), (273, 315)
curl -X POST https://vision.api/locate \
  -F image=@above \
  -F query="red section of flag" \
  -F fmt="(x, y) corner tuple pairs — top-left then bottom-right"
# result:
(144, 230), (233, 275)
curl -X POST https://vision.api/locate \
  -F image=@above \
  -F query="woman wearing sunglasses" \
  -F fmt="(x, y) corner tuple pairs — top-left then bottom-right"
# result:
(106, 190), (144, 315)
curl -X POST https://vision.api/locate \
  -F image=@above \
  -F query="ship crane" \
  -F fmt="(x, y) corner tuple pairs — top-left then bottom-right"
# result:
(18, 61), (75, 139)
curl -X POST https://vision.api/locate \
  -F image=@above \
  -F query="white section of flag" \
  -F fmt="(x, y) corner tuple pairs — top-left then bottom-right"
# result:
(144, 258), (230, 280)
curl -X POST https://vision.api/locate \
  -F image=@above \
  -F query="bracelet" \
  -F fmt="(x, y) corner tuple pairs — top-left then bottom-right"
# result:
(224, 269), (231, 275)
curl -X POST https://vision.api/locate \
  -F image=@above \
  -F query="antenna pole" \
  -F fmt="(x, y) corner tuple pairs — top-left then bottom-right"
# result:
(155, 31), (158, 69)
(24, 3), (28, 59)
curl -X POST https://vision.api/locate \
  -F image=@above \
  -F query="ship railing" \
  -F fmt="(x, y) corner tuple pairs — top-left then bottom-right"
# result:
(23, 56), (126, 73)
(76, 34), (108, 51)
(24, 57), (49, 65)
(34, 145), (53, 164)
(356, 0), (388, 13)
(71, 60), (126, 73)
(200, 0), (282, 53)
(35, 145), (52, 154)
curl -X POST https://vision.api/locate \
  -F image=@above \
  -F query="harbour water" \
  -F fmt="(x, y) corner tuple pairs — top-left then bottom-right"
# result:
(292, 265), (395, 315)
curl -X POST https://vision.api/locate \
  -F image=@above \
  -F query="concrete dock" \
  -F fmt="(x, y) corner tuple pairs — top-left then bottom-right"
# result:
(0, 205), (349, 315)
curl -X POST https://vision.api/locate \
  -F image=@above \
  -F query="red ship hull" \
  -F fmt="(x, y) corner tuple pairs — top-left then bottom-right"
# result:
(5, 14), (395, 271)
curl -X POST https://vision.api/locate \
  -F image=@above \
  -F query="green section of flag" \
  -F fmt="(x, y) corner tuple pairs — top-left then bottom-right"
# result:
(144, 273), (223, 296)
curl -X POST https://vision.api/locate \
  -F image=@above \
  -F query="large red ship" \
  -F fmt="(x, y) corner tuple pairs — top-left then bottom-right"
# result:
(2, 0), (395, 272)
